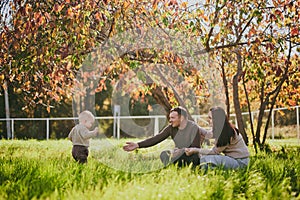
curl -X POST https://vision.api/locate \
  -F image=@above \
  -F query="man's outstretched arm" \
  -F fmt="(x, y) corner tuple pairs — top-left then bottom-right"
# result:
(123, 142), (139, 151)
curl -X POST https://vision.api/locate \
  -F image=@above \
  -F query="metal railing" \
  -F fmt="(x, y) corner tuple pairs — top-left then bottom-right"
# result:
(0, 106), (299, 142)
(0, 115), (207, 140)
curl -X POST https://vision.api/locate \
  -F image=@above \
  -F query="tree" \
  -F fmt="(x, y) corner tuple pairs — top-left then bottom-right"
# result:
(181, 0), (299, 150)
(0, 1), (207, 115)
(1, 0), (299, 146)
(0, 0), (119, 112)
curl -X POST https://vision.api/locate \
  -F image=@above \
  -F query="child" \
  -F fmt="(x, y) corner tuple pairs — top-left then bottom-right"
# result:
(68, 110), (99, 164)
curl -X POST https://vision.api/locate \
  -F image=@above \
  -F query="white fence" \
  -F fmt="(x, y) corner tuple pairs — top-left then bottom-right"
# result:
(0, 106), (299, 143)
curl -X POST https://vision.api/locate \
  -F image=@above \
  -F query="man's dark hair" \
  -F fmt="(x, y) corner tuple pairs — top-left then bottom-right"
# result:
(170, 106), (187, 118)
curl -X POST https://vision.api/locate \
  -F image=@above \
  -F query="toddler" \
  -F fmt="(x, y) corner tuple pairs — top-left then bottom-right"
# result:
(68, 110), (98, 163)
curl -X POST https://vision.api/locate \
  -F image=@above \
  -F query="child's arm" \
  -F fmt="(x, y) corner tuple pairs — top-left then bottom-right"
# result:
(82, 127), (99, 139)
(92, 127), (99, 136)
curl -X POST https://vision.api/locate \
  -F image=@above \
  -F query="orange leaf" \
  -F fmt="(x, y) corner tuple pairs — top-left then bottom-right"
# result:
(291, 27), (299, 36)
(53, 4), (63, 13)
(180, 2), (187, 8)
(123, 1), (130, 9)
(47, 105), (50, 113)
(249, 27), (256, 37)
(67, 8), (74, 17)
(95, 12), (101, 21)
(153, 0), (158, 10)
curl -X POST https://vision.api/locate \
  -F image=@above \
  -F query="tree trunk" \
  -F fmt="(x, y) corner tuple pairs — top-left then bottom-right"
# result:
(154, 66), (194, 121)
(220, 55), (230, 117)
(262, 44), (292, 145)
(242, 71), (257, 153)
(150, 86), (172, 115)
(255, 94), (266, 149)
(232, 50), (248, 145)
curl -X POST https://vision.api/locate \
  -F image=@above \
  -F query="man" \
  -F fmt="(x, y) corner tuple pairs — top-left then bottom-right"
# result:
(123, 106), (208, 167)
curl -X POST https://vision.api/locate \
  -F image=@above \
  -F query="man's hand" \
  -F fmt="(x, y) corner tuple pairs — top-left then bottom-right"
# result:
(123, 142), (139, 151)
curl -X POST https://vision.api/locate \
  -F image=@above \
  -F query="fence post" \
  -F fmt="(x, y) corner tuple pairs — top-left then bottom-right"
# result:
(154, 116), (159, 135)
(117, 115), (120, 140)
(113, 105), (120, 139)
(297, 106), (299, 144)
(113, 118), (116, 138)
(46, 118), (49, 140)
(272, 110), (274, 140)
(11, 119), (14, 139)
(4, 81), (11, 139)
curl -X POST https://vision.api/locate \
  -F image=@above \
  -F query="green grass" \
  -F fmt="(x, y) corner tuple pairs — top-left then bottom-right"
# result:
(0, 139), (299, 200)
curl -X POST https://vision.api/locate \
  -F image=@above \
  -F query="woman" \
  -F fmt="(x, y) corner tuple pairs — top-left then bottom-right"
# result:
(185, 106), (250, 169)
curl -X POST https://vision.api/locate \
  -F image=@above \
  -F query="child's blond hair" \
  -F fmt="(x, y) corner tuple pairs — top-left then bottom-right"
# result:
(78, 110), (95, 124)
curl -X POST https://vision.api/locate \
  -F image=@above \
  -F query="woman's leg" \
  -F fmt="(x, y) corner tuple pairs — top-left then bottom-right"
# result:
(200, 155), (241, 169)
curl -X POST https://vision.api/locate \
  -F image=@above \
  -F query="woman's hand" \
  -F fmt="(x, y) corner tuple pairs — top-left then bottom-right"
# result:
(171, 148), (184, 158)
(185, 147), (200, 156)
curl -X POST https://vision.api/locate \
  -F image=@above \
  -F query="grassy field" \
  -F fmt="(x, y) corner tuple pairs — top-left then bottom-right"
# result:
(0, 138), (299, 200)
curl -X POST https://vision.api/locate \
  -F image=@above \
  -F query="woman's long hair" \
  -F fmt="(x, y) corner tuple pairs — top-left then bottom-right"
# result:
(210, 107), (237, 147)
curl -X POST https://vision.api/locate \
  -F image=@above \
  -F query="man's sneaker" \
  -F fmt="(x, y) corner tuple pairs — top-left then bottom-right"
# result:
(160, 150), (171, 166)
